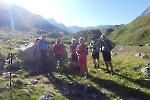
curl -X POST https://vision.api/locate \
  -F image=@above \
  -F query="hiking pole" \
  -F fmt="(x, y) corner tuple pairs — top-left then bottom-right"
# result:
(8, 53), (13, 100)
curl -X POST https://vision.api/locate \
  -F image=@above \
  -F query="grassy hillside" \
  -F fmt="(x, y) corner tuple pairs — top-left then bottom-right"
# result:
(107, 15), (150, 45)
(0, 30), (150, 100)
(0, 45), (150, 100)
(62, 16), (150, 46)
(62, 29), (102, 44)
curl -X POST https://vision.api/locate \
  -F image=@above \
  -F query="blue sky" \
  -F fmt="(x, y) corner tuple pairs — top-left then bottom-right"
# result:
(2, 0), (150, 27)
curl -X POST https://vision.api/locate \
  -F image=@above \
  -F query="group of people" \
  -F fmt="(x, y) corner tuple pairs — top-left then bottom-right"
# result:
(89, 34), (115, 74)
(70, 37), (89, 77)
(36, 34), (64, 73)
(36, 34), (115, 76)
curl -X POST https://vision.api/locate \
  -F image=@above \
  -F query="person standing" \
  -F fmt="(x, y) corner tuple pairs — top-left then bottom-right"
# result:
(90, 35), (100, 68)
(70, 38), (79, 72)
(37, 34), (49, 73)
(34, 38), (40, 57)
(100, 34), (115, 74)
(51, 38), (64, 71)
(76, 37), (88, 78)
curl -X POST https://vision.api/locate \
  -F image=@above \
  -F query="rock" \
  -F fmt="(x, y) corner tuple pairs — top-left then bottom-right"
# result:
(17, 42), (68, 69)
(20, 89), (30, 96)
(39, 91), (54, 100)
(146, 44), (149, 46)
(141, 54), (149, 59)
(141, 66), (150, 76)
(0, 62), (5, 71)
(133, 65), (140, 71)
(0, 53), (5, 71)
(28, 80), (38, 85)
(134, 53), (141, 56)
(0, 53), (5, 63)
(146, 62), (150, 66)
(0, 87), (6, 94)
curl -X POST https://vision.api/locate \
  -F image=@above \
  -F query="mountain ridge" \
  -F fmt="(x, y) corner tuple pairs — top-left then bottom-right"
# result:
(47, 18), (119, 33)
(0, 1), (67, 34)
(138, 6), (150, 18)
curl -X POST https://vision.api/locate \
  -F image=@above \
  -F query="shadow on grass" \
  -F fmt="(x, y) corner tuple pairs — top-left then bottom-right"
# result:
(6, 61), (150, 100)
(114, 72), (150, 89)
(43, 71), (109, 100)
(88, 73), (150, 99)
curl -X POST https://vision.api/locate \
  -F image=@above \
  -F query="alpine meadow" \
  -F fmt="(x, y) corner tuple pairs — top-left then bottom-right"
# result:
(0, 1), (150, 100)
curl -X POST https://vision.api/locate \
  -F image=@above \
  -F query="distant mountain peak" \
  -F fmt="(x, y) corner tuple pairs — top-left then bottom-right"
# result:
(47, 18), (58, 24)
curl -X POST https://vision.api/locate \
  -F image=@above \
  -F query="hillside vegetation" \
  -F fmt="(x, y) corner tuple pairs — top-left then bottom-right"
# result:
(64, 15), (150, 46)
(62, 29), (102, 44)
(0, 28), (150, 100)
(107, 15), (150, 45)
(0, 4), (150, 99)
(0, 43), (150, 100)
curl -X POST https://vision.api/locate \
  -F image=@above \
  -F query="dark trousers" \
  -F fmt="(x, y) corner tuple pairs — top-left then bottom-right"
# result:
(39, 50), (47, 71)
(102, 51), (111, 61)
(92, 51), (99, 59)
(51, 53), (63, 70)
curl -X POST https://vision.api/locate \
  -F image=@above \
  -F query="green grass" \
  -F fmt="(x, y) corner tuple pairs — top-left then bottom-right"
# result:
(0, 30), (150, 99)
(0, 45), (150, 100)
(107, 15), (150, 46)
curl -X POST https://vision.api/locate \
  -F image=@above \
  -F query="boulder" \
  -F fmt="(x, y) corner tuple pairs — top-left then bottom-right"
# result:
(146, 44), (149, 46)
(0, 53), (5, 63)
(39, 91), (54, 100)
(141, 66), (150, 76)
(17, 42), (68, 69)
(0, 53), (5, 71)
(0, 87), (6, 94)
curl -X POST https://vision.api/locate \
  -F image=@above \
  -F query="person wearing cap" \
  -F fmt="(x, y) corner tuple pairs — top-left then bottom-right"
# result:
(37, 34), (49, 73)
(70, 38), (79, 72)
(100, 34), (115, 74)
(51, 38), (64, 71)
(90, 35), (100, 68)
(76, 37), (89, 78)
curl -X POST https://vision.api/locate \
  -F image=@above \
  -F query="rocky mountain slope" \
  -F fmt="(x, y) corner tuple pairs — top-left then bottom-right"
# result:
(0, 1), (66, 34)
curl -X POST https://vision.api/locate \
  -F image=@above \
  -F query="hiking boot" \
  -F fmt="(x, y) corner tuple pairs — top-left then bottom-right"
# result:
(110, 70), (114, 75)
(105, 70), (110, 73)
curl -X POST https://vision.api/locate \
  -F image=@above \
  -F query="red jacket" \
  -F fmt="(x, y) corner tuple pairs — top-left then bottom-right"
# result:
(52, 44), (64, 54)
